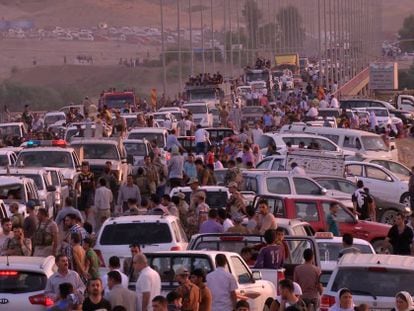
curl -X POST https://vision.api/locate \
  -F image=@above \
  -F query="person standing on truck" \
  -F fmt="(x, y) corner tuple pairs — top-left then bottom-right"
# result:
(254, 229), (285, 269)
(256, 199), (277, 235)
(206, 254), (238, 311)
(294, 248), (323, 310)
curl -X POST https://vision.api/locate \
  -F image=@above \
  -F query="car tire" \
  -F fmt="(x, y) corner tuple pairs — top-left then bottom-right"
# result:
(400, 192), (411, 207)
(379, 209), (398, 225)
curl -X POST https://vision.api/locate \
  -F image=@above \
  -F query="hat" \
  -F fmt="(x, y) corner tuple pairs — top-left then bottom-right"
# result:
(293, 282), (303, 296)
(176, 192), (186, 200)
(176, 266), (189, 275)
(26, 200), (36, 209)
(187, 177), (199, 185)
(228, 182), (238, 189)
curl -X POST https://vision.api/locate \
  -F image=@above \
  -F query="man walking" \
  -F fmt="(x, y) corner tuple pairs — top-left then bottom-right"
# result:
(82, 278), (112, 310)
(117, 175), (142, 213)
(106, 271), (137, 310)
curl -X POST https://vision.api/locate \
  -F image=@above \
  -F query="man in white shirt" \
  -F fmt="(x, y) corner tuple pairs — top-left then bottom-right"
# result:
(134, 253), (161, 311)
(194, 125), (209, 155)
(94, 178), (113, 231)
(319, 98), (328, 109)
(290, 162), (306, 176)
(102, 256), (129, 295)
(306, 105), (319, 119)
(251, 123), (263, 144)
(330, 94), (339, 108)
(206, 254), (238, 311)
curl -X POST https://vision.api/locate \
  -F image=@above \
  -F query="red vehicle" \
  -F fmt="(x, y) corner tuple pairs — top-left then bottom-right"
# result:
(253, 194), (390, 251)
(100, 90), (136, 111)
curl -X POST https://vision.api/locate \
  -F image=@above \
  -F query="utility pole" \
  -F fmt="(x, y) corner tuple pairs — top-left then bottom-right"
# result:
(177, 0), (182, 92)
(211, 0), (215, 72)
(160, 0), (167, 95)
(200, 0), (205, 73)
(188, 0), (194, 75)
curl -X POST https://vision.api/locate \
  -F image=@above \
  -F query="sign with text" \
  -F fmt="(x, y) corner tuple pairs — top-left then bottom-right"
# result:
(369, 62), (398, 90)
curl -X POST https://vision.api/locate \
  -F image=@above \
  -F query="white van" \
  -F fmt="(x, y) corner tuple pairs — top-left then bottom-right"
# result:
(183, 102), (213, 127)
(280, 125), (397, 160)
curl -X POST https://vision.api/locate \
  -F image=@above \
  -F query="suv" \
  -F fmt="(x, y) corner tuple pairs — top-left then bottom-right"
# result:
(70, 138), (129, 183)
(0, 150), (17, 167)
(94, 215), (188, 268)
(252, 194), (390, 250)
(322, 254), (414, 310)
(0, 256), (56, 310)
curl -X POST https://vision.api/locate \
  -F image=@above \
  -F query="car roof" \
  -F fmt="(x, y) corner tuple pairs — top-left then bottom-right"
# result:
(338, 254), (414, 268)
(146, 250), (235, 256)
(45, 111), (66, 115)
(0, 150), (15, 155)
(103, 214), (179, 224)
(0, 256), (55, 270)
(171, 186), (229, 192)
(315, 236), (372, 246)
(0, 122), (25, 127)
(0, 168), (48, 174)
(70, 139), (118, 145)
(123, 139), (148, 143)
(312, 175), (352, 182)
(129, 128), (168, 133)
(19, 147), (75, 152)
(0, 175), (32, 184)
(242, 170), (293, 177)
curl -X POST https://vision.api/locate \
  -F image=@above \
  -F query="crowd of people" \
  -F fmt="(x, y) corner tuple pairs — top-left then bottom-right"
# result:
(185, 72), (224, 87)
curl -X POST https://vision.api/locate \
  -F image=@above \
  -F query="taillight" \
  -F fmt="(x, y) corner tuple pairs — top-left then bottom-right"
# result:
(170, 246), (181, 251)
(29, 294), (54, 306)
(0, 271), (18, 276)
(320, 295), (336, 311)
(277, 270), (285, 282)
(94, 249), (106, 267)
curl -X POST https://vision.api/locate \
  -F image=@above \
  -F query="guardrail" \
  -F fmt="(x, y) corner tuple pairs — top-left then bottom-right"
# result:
(335, 67), (370, 98)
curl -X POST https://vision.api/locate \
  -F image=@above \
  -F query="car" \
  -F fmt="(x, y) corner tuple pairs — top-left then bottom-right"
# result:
(43, 111), (67, 129)
(0, 256), (56, 310)
(312, 175), (409, 224)
(0, 150), (17, 167)
(151, 112), (177, 130)
(94, 214), (188, 269)
(0, 168), (56, 216)
(182, 102), (213, 127)
(321, 254), (414, 311)
(314, 232), (375, 287)
(144, 250), (277, 310)
(241, 170), (354, 209)
(15, 143), (81, 184)
(0, 122), (27, 140)
(345, 161), (410, 208)
(170, 186), (230, 209)
(70, 138), (129, 183)
(252, 194), (391, 250)
(362, 158), (411, 181)
(44, 167), (70, 210)
(204, 128), (236, 145)
(241, 106), (265, 127)
(0, 176), (40, 217)
(123, 139), (152, 173)
(64, 122), (113, 142)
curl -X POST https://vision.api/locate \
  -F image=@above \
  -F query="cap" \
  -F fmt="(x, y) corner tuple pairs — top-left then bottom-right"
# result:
(176, 266), (189, 275)
(228, 182), (238, 189)
(187, 177), (199, 185)
(293, 282), (302, 296)
(26, 200), (36, 209)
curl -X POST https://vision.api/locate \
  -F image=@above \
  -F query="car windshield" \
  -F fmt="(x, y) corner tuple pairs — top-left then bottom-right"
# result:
(178, 191), (228, 209)
(153, 113), (170, 121)
(361, 136), (389, 151)
(368, 109), (388, 117)
(17, 151), (73, 168)
(242, 107), (264, 114)
(0, 155), (9, 166)
(124, 142), (147, 156)
(188, 90), (216, 101)
(0, 184), (24, 201)
(128, 133), (165, 148)
(100, 223), (172, 245)
(0, 271), (47, 293)
(74, 144), (119, 160)
(44, 115), (65, 124)
(317, 242), (373, 261)
(0, 125), (20, 137)
(185, 105), (207, 114)
(104, 95), (134, 109)
(1, 174), (44, 190)
(332, 267), (414, 297)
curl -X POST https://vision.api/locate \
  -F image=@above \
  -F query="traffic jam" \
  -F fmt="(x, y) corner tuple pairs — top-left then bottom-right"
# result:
(0, 58), (414, 311)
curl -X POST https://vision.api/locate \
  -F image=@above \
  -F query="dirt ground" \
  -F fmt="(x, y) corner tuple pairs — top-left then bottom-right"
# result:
(396, 138), (414, 168)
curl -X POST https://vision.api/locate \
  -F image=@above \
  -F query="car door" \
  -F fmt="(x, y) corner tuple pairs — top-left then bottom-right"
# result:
(363, 164), (400, 202)
(370, 160), (411, 180)
(293, 200), (323, 231)
(292, 177), (323, 195)
(253, 195), (287, 218)
(58, 171), (70, 204)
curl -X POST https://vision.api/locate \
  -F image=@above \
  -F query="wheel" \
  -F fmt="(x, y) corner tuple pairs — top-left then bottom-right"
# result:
(380, 209), (398, 225)
(400, 192), (411, 208)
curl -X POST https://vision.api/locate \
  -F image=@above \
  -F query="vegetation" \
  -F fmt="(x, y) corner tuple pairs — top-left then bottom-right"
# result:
(398, 14), (414, 52)
(399, 62), (414, 89)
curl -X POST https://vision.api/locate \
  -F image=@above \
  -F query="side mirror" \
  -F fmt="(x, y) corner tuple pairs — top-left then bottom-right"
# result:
(46, 185), (56, 192)
(252, 270), (262, 281)
(320, 187), (328, 195)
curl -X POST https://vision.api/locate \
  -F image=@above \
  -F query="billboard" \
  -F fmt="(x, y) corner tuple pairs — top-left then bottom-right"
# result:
(369, 62), (398, 90)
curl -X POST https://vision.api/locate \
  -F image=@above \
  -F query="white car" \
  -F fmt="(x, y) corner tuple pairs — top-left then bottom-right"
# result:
(43, 111), (67, 129)
(94, 215), (188, 269)
(322, 254), (414, 310)
(0, 150), (17, 167)
(345, 161), (410, 207)
(363, 158), (411, 181)
(315, 232), (375, 287)
(183, 102), (213, 127)
(170, 186), (230, 209)
(0, 256), (56, 310)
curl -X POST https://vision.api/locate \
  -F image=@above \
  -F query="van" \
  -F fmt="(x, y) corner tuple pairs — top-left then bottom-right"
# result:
(279, 125), (397, 160)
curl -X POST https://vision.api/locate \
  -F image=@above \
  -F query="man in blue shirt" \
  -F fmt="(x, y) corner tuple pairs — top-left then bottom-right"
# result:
(199, 208), (224, 234)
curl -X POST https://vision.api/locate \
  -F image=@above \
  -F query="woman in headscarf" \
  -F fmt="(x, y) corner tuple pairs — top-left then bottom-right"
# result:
(392, 291), (414, 311)
(329, 288), (355, 311)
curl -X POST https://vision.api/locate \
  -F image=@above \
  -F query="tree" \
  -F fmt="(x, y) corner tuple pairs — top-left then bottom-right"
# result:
(399, 14), (414, 52)
(242, 0), (262, 53)
(276, 6), (305, 52)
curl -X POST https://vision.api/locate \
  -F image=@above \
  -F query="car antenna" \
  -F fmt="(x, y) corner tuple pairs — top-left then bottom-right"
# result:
(6, 255), (10, 266)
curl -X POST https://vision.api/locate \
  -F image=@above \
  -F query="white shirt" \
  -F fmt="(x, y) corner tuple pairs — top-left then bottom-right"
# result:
(251, 128), (263, 144)
(306, 107), (319, 118)
(102, 269), (129, 295)
(222, 218), (234, 231)
(330, 97), (339, 108)
(206, 267), (238, 311)
(290, 166), (307, 176)
(319, 99), (328, 109)
(135, 266), (161, 311)
(94, 186), (113, 210)
(194, 128), (209, 143)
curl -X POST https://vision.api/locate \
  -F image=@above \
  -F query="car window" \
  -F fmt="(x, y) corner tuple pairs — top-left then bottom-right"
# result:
(257, 135), (274, 149)
(266, 177), (291, 194)
(388, 162), (410, 176)
(346, 164), (363, 177)
(0, 271), (47, 293)
(256, 158), (272, 170)
(243, 177), (258, 193)
(315, 179), (338, 191)
(331, 268), (414, 297)
(366, 166), (392, 181)
(271, 159), (285, 171)
(295, 202), (319, 222)
(343, 136), (361, 149)
(100, 223), (172, 245)
(322, 203), (354, 223)
(293, 178), (321, 195)
(230, 256), (252, 284)
(314, 138), (337, 151)
(318, 242), (374, 261)
(323, 134), (340, 144)
(337, 180), (356, 194)
(292, 225), (308, 236)
(264, 198), (285, 217)
(285, 239), (315, 265)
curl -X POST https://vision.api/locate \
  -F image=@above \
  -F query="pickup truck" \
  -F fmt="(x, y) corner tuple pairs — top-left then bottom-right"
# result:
(187, 235), (320, 296)
(145, 250), (276, 310)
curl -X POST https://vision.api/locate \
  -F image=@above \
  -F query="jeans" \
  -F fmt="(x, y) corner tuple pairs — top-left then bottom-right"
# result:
(196, 142), (206, 155)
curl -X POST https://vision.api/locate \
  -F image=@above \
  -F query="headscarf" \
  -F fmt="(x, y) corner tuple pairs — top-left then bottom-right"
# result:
(395, 291), (414, 311)
(329, 288), (355, 311)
